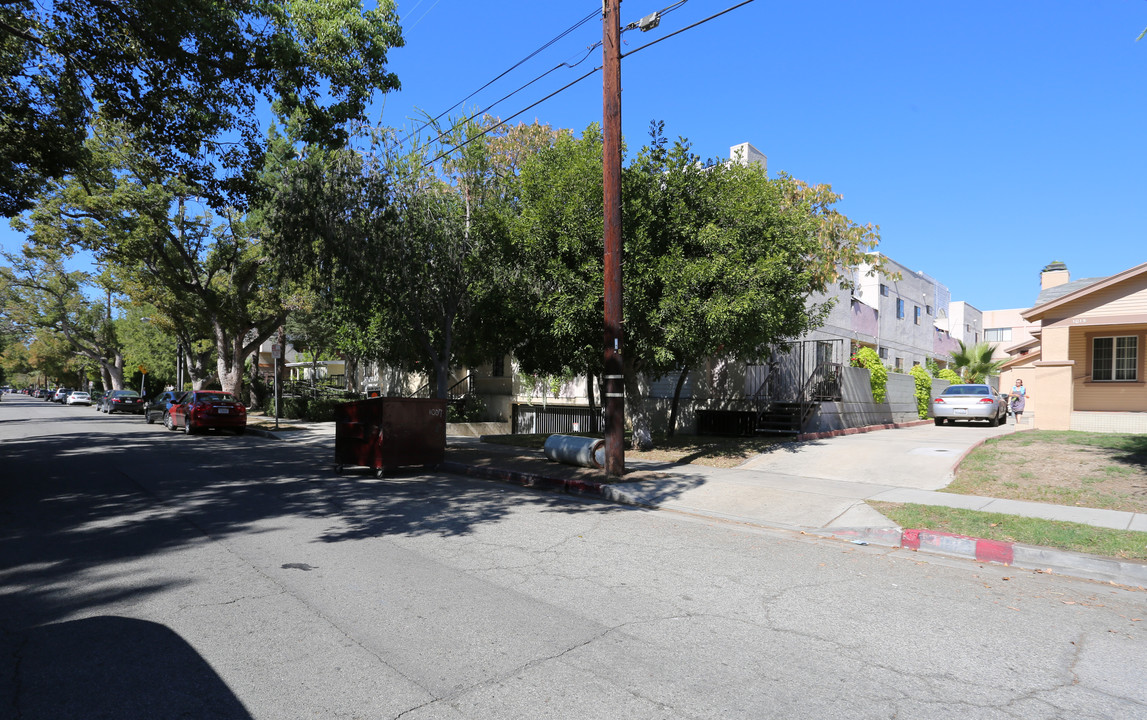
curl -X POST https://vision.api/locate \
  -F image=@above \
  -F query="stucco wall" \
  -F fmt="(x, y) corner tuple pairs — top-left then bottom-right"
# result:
(807, 366), (923, 432)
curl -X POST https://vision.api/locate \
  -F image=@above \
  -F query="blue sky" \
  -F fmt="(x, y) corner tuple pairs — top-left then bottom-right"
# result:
(5, 1), (1144, 313)
(382, 0), (1146, 311)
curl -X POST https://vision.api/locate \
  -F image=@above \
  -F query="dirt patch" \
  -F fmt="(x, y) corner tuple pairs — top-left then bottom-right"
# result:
(946, 432), (1147, 513)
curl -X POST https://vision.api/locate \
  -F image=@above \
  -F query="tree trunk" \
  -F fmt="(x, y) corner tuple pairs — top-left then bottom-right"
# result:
(667, 367), (689, 438)
(623, 359), (654, 451)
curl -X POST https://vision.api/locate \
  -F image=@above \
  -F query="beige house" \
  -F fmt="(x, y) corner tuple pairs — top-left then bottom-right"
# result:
(1013, 261), (1147, 433)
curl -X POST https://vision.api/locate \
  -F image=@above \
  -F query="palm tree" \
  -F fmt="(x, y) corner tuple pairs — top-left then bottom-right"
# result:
(948, 340), (1005, 383)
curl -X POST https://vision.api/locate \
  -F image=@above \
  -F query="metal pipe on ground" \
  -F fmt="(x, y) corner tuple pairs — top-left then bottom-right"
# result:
(543, 434), (605, 469)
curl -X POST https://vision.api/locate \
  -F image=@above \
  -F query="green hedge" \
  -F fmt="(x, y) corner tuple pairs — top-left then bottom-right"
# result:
(270, 396), (342, 422)
(853, 347), (887, 403)
(909, 365), (932, 418)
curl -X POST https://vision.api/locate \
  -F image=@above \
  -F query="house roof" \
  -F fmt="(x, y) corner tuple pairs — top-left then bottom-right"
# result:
(1032, 277), (1106, 306)
(1023, 262), (1147, 322)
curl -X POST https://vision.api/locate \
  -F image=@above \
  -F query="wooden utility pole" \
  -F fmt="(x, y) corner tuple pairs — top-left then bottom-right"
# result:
(602, 0), (625, 477)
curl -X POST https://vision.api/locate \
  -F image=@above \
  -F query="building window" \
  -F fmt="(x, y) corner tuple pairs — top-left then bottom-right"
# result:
(974, 332), (979, 343)
(491, 356), (505, 377)
(1092, 336), (1138, 381)
(926, 305), (933, 315)
(896, 298), (905, 319)
(914, 306), (921, 325)
(878, 347), (888, 359)
(985, 328), (1013, 342)
(894, 357), (903, 370)
(880, 284), (889, 297)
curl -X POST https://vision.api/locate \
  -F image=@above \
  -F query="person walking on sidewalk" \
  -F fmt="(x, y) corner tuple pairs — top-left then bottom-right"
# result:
(1009, 379), (1028, 424)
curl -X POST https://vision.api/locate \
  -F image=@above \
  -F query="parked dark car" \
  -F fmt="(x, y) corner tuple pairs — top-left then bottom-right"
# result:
(168, 391), (247, 434)
(101, 389), (145, 414)
(42, 388), (56, 401)
(145, 391), (184, 425)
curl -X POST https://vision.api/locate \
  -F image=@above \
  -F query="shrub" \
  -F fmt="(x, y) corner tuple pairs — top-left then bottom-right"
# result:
(938, 368), (961, 385)
(447, 394), (487, 423)
(909, 365), (932, 418)
(270, 396), (341, 422)
(854, 347), (887, 403)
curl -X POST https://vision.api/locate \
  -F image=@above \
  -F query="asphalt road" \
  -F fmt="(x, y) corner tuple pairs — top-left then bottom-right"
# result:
(2, 394), (1145, 719)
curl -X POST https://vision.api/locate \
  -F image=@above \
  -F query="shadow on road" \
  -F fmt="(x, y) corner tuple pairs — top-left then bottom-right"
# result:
(5, 616), (253, 719)
(1, 421), (680, 631)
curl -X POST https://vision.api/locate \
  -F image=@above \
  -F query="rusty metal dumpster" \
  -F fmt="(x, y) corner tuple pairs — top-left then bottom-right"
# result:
(334, 397), (447, 477)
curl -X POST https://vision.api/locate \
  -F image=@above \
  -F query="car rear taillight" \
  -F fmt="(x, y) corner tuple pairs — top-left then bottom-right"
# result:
(933, 398), (945, 403)
(978, 398), (994, 404)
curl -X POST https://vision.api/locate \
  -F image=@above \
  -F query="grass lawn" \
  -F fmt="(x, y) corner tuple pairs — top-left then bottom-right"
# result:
(480, 432), (786, 468)
(870, 501), (1147, 561)
(874, 430), (1147, 561)
(944, 430), (1147, 513)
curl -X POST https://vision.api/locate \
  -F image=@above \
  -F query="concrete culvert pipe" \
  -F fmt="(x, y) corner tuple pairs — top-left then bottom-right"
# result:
(543, 434), (605, 469)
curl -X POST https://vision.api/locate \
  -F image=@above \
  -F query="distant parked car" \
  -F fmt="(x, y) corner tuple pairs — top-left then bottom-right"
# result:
(932, 384), (1008, 427)
(101, 389), (145, 414)
(168, 390), (247, 434)
(144, 391), (184, 425)
(53, 387), (73, 403)
(42, 388), (57, 401)
(65, 391), (92, 406)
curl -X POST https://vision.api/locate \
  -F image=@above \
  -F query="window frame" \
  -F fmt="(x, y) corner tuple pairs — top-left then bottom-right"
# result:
(896, 298), (905, 319)
(914, 306), (921, 325)
(1087, 333), (1141, 382)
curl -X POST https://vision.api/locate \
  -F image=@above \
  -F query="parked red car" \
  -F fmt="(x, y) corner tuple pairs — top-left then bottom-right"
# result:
(167, 391), (247, 435)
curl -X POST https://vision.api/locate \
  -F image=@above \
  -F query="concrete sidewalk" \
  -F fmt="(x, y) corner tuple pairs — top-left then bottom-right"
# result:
(249, 419), (1147, 587)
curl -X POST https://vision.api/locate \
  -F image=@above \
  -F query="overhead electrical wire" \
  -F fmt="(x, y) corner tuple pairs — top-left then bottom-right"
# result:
(621, 0), (755, 59)
(421, 0), (757, 169)
(397, 8), (600, 146)
(410, 2), (692, 151)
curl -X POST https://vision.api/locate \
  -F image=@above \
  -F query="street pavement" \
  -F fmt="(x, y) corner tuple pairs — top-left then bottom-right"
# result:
(4, 395), (1147, 719)
(255, 417), (1147, 587)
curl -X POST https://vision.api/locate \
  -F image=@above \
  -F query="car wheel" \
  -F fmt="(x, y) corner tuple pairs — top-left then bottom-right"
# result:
(164, 413), (174, 431)
(987, 414), (999, 428)
(145, 410), (154, 424)
(934, 418), (944, 426)
(184, 417), (194, 435)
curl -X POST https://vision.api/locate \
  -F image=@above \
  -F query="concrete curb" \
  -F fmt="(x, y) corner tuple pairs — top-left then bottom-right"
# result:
(827, 526), (1147, 588)
(796, 419), (932, 442)
(439, 460), (1147, 589)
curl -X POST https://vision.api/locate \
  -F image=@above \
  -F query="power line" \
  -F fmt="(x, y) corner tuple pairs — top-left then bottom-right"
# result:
(400, 9), (600, 146)
(409, 3), (686, 152)
(420, 65), (602, 169)
(421, 0), (757, 169)
(621, 0), (756, 59)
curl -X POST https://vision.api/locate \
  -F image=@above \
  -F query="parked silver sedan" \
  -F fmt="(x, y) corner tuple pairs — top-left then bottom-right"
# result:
(932, 384), (1008, 427)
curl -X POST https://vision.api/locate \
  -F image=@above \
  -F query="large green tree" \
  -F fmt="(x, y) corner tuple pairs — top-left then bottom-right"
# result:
(266, 117), (552, 399)
(511, 125), (871, 448)
(0, 0), (403, 216)
(0, 246), (128, 390)
(15, 123), (288, 397)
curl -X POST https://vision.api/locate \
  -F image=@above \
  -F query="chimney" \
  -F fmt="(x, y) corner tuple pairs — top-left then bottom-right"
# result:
(729, 142), (766, 172)
(1040, 261), (1069, 290)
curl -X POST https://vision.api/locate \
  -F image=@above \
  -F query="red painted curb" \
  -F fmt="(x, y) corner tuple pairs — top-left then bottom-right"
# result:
(899, 528), (1015, 565)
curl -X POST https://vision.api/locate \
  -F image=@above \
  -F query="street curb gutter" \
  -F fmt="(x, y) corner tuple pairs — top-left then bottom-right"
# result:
(438, 461), (1147, 589)
(828, 527), (1147, 588)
